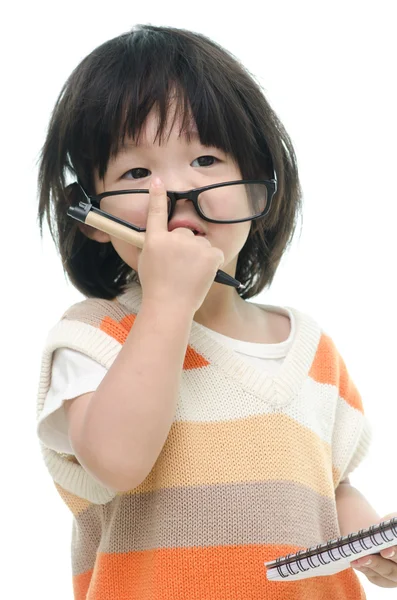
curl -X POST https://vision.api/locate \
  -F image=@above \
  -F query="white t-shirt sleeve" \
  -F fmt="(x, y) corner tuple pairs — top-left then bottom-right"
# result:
(37, 347), (107, 454)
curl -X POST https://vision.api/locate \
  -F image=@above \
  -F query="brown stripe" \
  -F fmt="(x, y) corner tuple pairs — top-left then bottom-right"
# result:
(71, 507), (103, 575)
(72, 480), (339, 575)
(63, 298), (129, 328)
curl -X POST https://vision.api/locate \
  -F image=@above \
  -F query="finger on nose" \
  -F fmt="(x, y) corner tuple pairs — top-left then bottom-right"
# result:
(146, 177), (168, 233)
(151, 176), (163, 190)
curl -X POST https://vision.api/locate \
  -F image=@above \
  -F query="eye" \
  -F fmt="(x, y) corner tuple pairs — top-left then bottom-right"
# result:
(123, 168), (150, 180)
(191, 155), (219, 167)
(121, 156), (220, 181)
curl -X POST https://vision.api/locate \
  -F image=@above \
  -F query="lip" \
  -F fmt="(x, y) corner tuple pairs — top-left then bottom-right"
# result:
(168, 219), (206, 235)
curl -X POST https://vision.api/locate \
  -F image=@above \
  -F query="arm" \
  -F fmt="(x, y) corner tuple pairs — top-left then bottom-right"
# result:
(67, 298), (195, 492)
(335, 480), (382, 536)
(336, 482), (397, 588)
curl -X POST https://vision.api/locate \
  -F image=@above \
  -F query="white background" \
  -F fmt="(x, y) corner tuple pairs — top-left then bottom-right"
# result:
(1, 1), (396, 598)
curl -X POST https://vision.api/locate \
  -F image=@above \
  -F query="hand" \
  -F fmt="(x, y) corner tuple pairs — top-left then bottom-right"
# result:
(351, 512), (397, 588)
(137, 177), (225, 312)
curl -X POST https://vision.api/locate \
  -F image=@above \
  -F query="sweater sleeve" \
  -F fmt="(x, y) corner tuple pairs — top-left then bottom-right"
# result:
(329, 337), (373, 485)
(36, 314), (125, 505)
(37, 348), (107, 454)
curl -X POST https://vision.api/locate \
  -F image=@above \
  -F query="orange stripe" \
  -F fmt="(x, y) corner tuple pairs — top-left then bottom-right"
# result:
(73, 545), (366, 600)
(99, 314), (210, 369)
(309, 334), (364, 413)
(338, 354), (363, 412)
(183, 344), (210, 369)
(99, 314), (136, 344)
(73, 569), (93, 600)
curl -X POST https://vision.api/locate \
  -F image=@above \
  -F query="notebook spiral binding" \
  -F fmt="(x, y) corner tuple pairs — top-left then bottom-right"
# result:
(265, 517), (397, 578)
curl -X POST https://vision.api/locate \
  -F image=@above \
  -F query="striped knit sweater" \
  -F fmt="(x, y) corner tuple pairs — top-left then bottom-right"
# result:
(36, 282), (372, 599)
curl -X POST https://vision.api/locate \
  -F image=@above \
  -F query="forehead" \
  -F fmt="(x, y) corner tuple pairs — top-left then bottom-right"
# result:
(119, 101), (200, 151)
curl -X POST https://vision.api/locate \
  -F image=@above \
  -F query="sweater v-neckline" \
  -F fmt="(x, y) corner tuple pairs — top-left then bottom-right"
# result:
(118, 283), (321, 407)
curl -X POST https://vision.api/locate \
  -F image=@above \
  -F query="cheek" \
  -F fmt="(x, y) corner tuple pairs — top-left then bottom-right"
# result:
(236, 224), (251, 254)
(213, 221), (251, 260)
(229, 221), (251, 247)
(110, 237), (140, 271)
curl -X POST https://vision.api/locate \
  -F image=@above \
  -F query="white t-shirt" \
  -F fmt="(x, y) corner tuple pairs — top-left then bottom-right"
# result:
(37, 309), (295, 455)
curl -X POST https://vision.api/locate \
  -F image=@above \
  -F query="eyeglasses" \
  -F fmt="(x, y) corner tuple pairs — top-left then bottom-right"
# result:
(76, 173), (277, 232)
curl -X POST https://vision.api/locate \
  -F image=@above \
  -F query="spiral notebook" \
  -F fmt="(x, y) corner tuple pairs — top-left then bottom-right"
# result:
(264, 517), (397, 581)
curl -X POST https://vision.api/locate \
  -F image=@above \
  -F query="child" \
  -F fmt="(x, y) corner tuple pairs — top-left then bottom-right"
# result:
(35, 24), (396, 599)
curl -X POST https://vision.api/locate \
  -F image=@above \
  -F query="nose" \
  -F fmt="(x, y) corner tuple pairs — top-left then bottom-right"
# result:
(172, 195), (192, 206)
(156, 174), (193, 196)
(160, 179), (192, 201)
(161, 186), (199, 222)
(167, 195), (197, 223)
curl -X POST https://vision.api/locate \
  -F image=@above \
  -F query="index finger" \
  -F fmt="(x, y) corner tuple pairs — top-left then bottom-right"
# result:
(145, 177), (169, 235)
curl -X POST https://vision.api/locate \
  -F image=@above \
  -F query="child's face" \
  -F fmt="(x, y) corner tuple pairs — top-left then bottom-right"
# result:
(89, 102), (252, 278)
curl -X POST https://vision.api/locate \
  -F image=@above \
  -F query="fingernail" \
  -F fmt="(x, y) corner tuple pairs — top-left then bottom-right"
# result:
(384, 550), (395, 559)
(363, 559), (372, 566)
(152, 176), (162, 187)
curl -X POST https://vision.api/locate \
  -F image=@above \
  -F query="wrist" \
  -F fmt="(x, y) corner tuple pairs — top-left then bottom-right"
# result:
(141, 294), (195, 322)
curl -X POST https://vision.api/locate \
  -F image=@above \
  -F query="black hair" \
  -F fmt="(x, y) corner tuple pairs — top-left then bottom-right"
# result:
(37, 24), (303, 299)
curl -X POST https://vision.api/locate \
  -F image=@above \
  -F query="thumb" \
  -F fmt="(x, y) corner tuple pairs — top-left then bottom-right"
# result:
(379, 513), (397, 522)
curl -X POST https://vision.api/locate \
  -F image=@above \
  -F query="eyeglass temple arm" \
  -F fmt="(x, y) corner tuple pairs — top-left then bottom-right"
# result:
(68, 202), (146, 248)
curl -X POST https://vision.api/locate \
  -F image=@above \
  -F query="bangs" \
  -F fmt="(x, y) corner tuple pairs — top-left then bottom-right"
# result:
(64, 26), (267, 192)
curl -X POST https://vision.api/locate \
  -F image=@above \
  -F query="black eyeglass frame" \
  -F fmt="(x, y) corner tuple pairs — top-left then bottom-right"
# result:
(75, 173), (278, 233)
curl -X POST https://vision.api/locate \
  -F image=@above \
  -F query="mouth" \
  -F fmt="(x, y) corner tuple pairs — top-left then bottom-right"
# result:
(168, 225), (205, 236)
(168, 220), (206, 236)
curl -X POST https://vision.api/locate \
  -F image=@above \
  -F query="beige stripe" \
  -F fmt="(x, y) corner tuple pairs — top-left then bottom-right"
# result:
(72, 480), (339, 575)
(131, 413), (337, 497)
